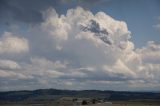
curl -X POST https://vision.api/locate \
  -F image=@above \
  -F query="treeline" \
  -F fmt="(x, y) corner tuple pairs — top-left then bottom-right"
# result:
(0, 89), (160, 104)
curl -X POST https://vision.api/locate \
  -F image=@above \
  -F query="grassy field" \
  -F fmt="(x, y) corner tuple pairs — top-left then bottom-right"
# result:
(87, 104), (159, 106)
(87, 101), (160, 106)
(1, 101), (160, 106)
(0, 101), (160, 106)
(0, 104), (43, 106)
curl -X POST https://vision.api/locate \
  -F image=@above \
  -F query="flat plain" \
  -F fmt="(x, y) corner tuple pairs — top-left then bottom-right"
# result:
(1, 101), (160, 106)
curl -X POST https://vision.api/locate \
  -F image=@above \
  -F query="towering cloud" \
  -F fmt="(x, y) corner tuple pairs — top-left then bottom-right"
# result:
(0, 7), (160, 91)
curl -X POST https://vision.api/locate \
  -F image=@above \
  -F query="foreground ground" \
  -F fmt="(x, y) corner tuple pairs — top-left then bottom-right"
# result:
(87, 102), (160, 106)
(1, 101), (160, 106)
(87, 104), (159, 106)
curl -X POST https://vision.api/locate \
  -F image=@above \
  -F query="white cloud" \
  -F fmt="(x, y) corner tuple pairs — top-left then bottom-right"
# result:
(155, 24), (160, 30)
(154, 16), (160, 30)
(0, 70), (32, 79)
(0, 7), (160, 91)
(103, 59), (137, 78)
(30, 57), (67, 69)
(40, 7), (160, 89)
(136, 41), (160, 63)
(0, 59), (20, 70)
(45, 69), (65, 78)
(0, 32), (29, 54)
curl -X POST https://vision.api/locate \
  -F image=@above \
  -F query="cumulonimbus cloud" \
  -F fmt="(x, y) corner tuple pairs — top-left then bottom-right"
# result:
(0, 7), (160, 91)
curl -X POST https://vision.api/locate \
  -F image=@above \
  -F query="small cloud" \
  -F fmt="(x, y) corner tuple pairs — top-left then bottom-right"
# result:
(153, 16), (160, 31)
(0, 59), (20, 70)
(0, 32), (29, 54)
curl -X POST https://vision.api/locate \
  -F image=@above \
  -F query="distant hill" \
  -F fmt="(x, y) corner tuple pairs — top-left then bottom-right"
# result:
(0, 89), (160, 104)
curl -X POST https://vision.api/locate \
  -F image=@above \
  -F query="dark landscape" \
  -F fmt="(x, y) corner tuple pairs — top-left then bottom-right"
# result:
(0, 89), (160, 106)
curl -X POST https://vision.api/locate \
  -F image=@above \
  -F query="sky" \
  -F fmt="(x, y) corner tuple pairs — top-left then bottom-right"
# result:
(0, 0), (160, 91)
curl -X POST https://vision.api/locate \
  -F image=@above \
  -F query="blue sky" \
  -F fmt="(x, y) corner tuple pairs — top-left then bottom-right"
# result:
(56, 0), (160, 47)
(0, 0), (160, 91)
(1, 0), (160, 47)
(95, 0), (160, 47)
